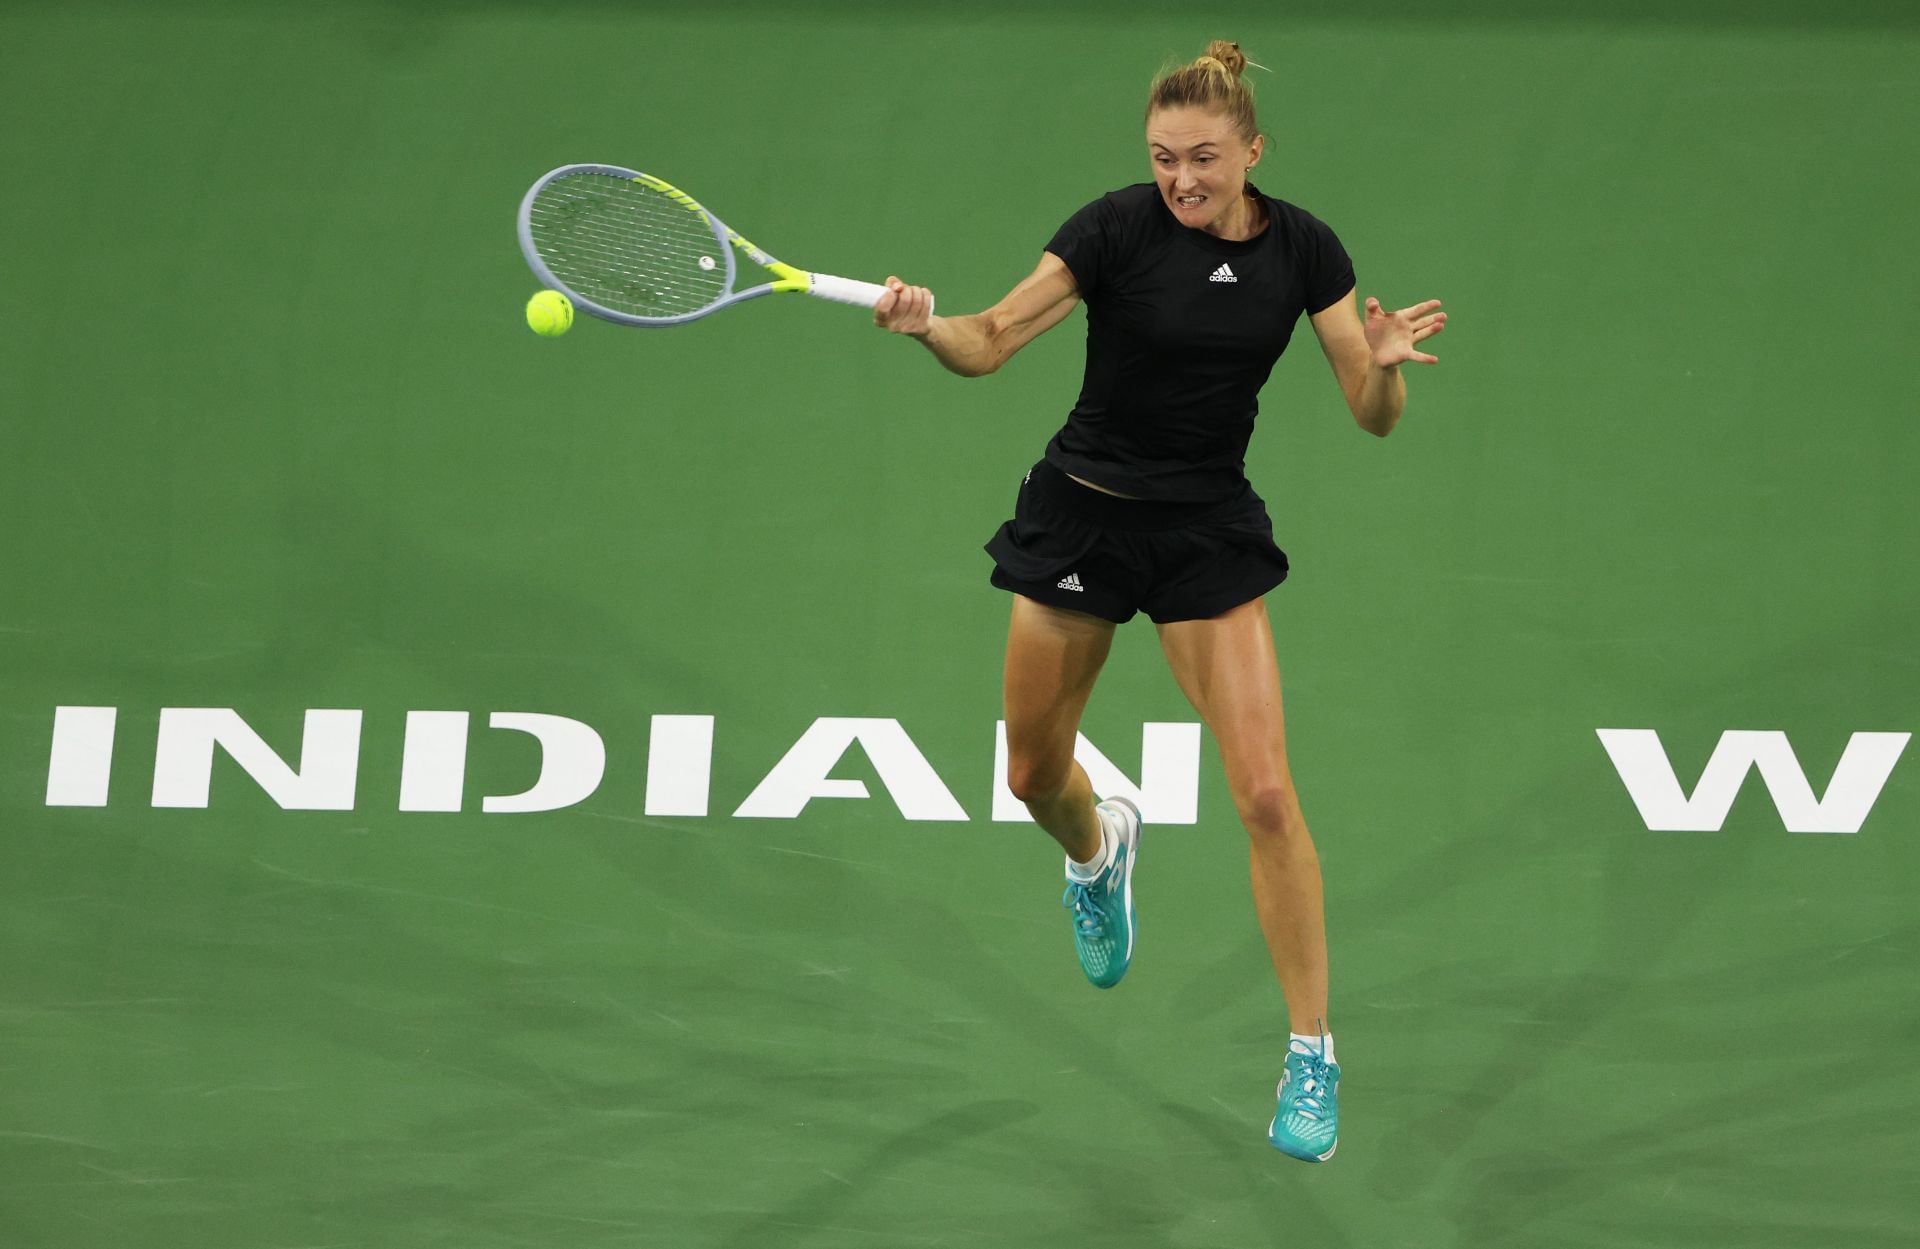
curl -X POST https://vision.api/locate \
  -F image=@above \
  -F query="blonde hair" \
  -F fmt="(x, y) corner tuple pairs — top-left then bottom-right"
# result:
(1146, 39), (1261, 144)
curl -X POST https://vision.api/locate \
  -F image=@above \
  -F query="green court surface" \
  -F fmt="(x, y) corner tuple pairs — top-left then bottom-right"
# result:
(2, 3), (1916, 1246)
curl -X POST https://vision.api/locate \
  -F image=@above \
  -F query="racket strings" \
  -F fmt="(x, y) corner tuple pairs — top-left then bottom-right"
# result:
(527, 174), (727, 317)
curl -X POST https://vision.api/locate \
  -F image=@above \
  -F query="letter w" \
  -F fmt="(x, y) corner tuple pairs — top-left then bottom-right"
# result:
(1595, 729), (1910, 834)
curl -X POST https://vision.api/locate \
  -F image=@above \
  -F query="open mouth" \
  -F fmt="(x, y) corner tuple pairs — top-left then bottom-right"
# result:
(1175, 194), (1207, 208)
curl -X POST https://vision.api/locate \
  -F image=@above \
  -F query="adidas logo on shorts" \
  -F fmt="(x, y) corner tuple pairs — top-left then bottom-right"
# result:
(1056, 572), (1085, 592)
(1209, 263), (1238, 283)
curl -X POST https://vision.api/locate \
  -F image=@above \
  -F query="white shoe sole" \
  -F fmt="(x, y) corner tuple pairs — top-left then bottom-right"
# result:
(1096, 797), (1141, 966)
(1267, 1118), (1337, 1162)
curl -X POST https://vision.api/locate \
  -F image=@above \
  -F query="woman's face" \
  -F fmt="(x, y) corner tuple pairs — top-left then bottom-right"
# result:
(1147, 105), (1263, 232)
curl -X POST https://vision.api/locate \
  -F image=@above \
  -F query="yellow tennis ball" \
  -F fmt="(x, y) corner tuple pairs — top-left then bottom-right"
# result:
(525, 289), (573, 337)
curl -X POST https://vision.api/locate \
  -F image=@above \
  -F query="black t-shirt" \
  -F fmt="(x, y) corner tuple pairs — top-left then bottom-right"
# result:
(1042, 182), (1355, 501)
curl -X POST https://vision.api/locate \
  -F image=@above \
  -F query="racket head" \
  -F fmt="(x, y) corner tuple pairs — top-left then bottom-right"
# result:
(517, 164), (741, 327)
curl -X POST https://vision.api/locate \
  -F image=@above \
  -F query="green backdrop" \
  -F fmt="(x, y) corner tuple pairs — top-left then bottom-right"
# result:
(3, 3), (1916, 1246)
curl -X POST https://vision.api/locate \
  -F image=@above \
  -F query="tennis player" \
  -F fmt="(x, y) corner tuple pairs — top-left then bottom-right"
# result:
(872, 40), (1444, 1162)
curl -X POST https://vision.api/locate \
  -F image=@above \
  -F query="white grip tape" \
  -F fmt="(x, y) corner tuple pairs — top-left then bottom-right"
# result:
(809, 273), (933, 316)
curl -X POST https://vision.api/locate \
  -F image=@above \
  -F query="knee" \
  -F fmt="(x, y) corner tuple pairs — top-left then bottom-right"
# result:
(1234, 775), (1305, 843)
(1006, 752), (1074, 806)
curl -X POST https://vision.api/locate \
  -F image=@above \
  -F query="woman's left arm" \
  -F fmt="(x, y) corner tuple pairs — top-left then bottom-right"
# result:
(1308, 290), (1446, 438)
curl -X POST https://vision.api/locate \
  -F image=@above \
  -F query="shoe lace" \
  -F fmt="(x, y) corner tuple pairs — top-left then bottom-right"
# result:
(1286, 1025), (1334, 1121)
(1062, 877), (1106, 939)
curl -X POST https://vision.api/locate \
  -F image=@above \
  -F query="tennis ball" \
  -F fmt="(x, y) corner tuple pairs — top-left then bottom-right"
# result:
(526, 289), (574, 337)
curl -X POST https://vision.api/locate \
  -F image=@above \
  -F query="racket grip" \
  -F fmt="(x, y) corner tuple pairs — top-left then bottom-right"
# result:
(809, 273), (934, 316)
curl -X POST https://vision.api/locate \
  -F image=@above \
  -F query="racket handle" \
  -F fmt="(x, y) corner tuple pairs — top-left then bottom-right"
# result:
(809, 273), (935, 317)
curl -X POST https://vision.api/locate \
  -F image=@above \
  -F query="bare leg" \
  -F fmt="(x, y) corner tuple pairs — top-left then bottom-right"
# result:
(1157, 598), (1329, 1034)
(1002, 594), (1116, 863)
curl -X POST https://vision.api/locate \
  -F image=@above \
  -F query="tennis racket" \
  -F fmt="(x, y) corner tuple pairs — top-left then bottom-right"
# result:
(517, 164), (928, 328)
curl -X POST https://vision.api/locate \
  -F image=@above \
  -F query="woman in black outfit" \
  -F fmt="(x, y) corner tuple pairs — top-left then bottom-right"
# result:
(872, 39), (1445, 1162)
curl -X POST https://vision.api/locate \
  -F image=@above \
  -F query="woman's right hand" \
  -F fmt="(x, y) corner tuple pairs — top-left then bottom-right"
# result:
(873, 276), (935, 337)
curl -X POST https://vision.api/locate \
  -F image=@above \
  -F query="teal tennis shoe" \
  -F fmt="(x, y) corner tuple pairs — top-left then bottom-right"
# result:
(1268, 1038), (1340, 1162)
(1061, 796), (1141, 989)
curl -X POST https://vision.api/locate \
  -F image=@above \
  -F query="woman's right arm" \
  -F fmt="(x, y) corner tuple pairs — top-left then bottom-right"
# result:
(872, 252), (1080, 377)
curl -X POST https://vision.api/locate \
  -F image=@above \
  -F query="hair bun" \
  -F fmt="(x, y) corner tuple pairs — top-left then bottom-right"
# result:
(1147, 39), (1262, 142)
(1198, 40), (1247, 78)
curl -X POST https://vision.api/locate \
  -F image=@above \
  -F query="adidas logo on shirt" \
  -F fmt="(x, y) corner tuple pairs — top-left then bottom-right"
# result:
(1208, 263), (1238, 283)
(1056, 572), (1085, 592)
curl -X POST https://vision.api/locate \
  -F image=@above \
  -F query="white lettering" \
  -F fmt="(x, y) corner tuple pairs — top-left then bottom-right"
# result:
(992, 721), (1202, 824)
(734, 717), (967, 820)
(645, 714), (715, 817)
(46, 706), (118, 807)
(481, 712), (606, 813)
(399, 711), (469, 812)
(1597, 728), (1911, 833)
(151, 708), (362, 810)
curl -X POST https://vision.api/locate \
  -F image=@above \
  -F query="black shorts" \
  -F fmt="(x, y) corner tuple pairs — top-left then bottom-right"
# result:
(984, 459), (1290, 624)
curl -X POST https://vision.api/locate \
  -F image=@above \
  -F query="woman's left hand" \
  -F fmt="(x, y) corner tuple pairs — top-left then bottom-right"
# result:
(1364, 297), (1446, 367)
